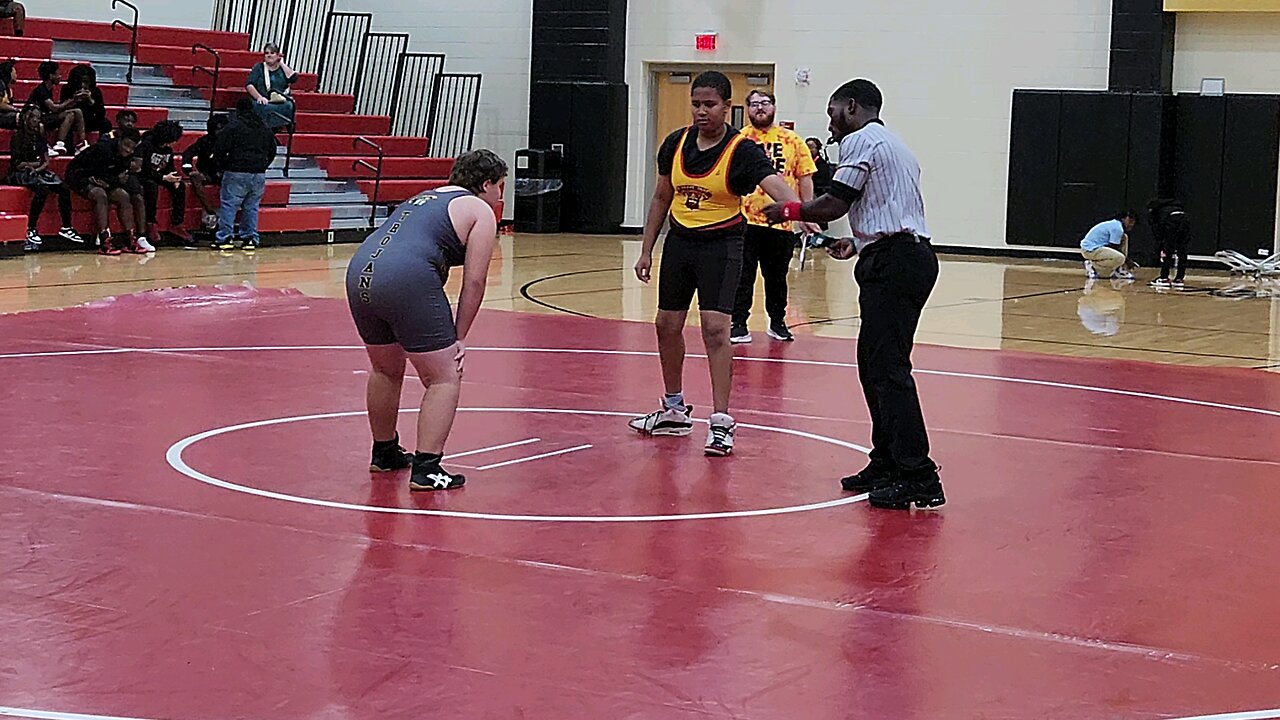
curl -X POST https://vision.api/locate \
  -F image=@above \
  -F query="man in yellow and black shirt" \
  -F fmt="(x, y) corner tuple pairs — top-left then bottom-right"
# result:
(629, 70), (800, 458)
(734, 89), (818, 344)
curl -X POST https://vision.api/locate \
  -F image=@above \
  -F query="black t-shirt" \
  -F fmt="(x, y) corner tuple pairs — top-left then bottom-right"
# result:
(66, 140), (133, 184)
(136, 137), (176, 181)
(184, 133), (223, 176)
(657, 125), (776, 239)
(26, 83), (56, 112)
(9, 130), (48, 166)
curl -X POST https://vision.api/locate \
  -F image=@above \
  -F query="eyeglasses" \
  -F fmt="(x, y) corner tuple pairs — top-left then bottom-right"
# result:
(747, 100), (773, 108)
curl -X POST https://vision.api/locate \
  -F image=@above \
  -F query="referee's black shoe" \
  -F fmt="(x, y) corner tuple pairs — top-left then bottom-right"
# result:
(868, 470), (946, 510)
(841, 460), (896, 493)
(370, 434), (412, 472)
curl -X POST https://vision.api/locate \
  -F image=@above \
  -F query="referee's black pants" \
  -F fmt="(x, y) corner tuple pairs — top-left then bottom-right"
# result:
(855, 235), (939, 476)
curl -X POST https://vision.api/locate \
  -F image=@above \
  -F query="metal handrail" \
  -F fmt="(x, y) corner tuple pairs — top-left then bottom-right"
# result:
(267, 108), (296, 178)
(353, 136), (385, 227)
(110, 0), (140, 84)
(191, 44), (222, 120)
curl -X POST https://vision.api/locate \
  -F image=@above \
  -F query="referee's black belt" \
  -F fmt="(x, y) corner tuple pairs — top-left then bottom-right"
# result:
(863, 232), (931, 254)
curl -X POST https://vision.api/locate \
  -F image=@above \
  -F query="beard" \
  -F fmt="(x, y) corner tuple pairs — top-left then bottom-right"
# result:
(749, 110), (775, 129)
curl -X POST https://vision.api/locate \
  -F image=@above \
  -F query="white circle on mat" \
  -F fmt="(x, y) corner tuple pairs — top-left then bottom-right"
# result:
(166, 407), (872, 523)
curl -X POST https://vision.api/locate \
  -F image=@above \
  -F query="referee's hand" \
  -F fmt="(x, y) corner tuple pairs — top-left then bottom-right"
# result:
(635, 254), (653, 283)
(761, 202), (786, 225)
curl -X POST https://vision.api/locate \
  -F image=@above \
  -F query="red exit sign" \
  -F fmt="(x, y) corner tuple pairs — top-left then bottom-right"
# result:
(695, 33), (717, 52)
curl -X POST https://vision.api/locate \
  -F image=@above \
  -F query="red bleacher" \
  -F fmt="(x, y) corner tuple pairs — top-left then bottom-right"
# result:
(0, 15), (464, 248)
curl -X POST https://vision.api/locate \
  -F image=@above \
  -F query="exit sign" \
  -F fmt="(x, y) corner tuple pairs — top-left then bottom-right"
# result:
(695, 33), (717, 52)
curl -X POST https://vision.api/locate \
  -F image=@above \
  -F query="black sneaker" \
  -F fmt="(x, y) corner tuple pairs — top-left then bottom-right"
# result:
(868, 471), (946, 510)
(841, 460), (896, 493)
(730, 325), (752, 344)
(767, 322), (794, 342)
(369, 436), (412, 472)
(409, 457), (466, 492)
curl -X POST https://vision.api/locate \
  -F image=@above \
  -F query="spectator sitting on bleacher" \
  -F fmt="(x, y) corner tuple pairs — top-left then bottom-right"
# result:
(212, 98), (277, 251)
(0, 0), (26, 37)
(183, 112), (228, 231)
(0, 59), (19, 129)
(246, 43), (298, 129)
(26, 61), (87, 156)
(7, 106), (83, 251)
(65, 127), (149, 255)
(61, 65), (110, 136)
(100, 109), (136, 142)
(136, 120), (192, 245)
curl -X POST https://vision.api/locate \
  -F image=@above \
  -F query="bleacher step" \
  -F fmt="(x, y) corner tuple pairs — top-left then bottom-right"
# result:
(266, 168), (328, 179)
(51, 40), (129, 59)
(289, 191), (370, 206)
(287, 179), (353, 194)
(329, 217), (375, 231)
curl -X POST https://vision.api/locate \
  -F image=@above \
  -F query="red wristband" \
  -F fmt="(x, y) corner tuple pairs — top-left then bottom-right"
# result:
(781, 202), (803, 222)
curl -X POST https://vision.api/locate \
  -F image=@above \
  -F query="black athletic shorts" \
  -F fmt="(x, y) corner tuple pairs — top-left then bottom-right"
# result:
(345, 262), (457, 354)
(657, 231), (744, 315)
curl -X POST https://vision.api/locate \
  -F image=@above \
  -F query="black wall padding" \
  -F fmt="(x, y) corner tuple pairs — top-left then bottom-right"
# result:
(1006, 91), (1061, 247)
(1055, 93), (1132, 247)
(1219, 95), (1280, 256)
(529, 80), (628, 233)
(529, 0), (628, 233)
(531, 0), (626, 83)
(1173, 95), (1226, 256)
(1123, 93), (1170, 264)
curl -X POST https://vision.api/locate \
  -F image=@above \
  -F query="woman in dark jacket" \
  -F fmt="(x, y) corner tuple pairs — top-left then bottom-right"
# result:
(245, 43), (299, 129)
(6, 106), (83, 250)
(60, 64), (110, 136)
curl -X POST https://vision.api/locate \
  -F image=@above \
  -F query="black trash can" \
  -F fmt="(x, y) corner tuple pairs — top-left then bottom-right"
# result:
(514, 148), (563, 233)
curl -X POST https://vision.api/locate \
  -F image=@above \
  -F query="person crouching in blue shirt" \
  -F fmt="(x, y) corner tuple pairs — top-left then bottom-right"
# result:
(1081, 211), (1137, 281)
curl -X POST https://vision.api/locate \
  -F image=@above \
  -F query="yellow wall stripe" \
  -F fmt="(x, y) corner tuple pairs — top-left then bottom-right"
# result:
(1165, 0), (1280, 10)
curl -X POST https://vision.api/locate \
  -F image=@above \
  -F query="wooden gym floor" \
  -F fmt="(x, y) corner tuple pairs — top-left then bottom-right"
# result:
(2, 234), (1277, 371)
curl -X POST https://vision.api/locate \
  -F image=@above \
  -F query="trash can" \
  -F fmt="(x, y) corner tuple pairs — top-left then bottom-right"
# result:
(514, 148), (563, 233)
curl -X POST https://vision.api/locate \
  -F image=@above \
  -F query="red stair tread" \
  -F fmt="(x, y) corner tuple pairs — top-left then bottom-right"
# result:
(27, 199), (310, 237)
(0, 37), (53, 59)
(294, 113), (391, 136)
(2, 182), (291, 215)
(318, 156), (453, 179)
(138, 45), (263, 71)
(258, 206), (331, 233)
(291, 135), (428, 158)
(25, 19), (250, 52)
(167, 66), (319, 93)
(0, 212), (26, 243)
(212, 89), (355, 114)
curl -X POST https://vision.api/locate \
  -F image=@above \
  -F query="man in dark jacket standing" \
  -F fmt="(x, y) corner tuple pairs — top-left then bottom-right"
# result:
(213, 98), (278, 251)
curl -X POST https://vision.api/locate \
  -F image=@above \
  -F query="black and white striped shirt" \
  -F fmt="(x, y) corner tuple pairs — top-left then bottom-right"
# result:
(832, 121), (929, 253)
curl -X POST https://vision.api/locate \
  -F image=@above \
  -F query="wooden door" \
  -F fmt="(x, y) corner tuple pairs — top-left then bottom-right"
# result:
(653, 69), (774, 150)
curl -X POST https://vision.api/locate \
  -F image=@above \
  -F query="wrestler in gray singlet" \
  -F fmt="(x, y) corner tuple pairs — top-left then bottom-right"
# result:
(345, 188), (470, 353)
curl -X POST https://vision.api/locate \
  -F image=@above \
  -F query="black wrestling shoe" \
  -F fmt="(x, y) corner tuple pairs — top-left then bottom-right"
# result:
(369, 435), (412, 472)
(767, 321), (794, 342)
(868, 470), (946, 510)
(409, 454), (466, 492)
(841, 460), (896, 493)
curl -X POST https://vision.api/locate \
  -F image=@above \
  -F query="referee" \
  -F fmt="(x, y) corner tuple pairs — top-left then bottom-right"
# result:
(763, 78), (944, 510)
